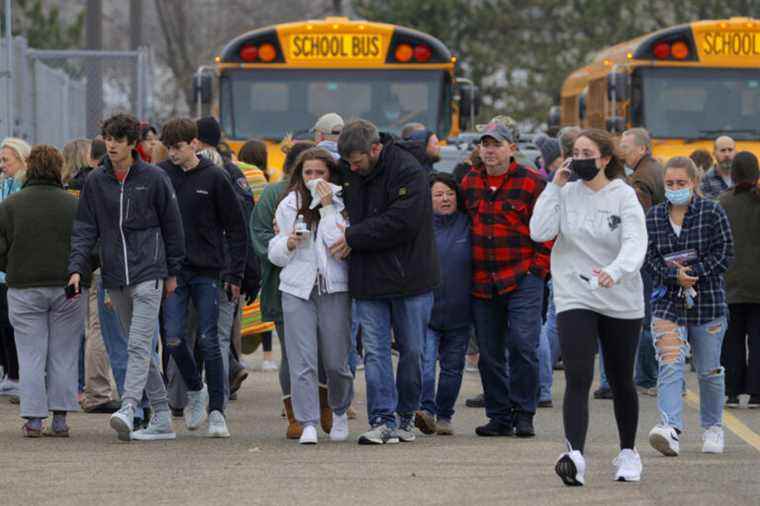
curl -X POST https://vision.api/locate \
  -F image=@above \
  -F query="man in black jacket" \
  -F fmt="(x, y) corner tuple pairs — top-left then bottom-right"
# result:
(158, 118), (247, 439)
(195, 116), (259, 402)
(68, 113), (185, 442)
(333, 119), (439, 445)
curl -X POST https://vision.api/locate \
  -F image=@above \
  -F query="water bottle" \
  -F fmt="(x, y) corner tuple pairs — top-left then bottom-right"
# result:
(294, 214), (309, 237)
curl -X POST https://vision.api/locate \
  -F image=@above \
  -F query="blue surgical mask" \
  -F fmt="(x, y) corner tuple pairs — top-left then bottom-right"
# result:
(665, 188), (692, 206)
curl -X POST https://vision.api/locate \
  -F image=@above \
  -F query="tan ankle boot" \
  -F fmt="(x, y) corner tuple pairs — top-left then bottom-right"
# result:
(283, 396), (302, 439)
(318, 385), (333, 433)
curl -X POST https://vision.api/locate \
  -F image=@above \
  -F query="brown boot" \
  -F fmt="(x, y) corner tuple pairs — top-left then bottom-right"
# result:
(318, 385), (333, 433)
(283, 397), (302, 439)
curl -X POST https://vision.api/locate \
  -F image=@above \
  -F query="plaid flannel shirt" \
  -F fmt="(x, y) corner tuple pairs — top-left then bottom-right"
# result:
(699, 167), (732, 201)
(461, 162), (551, 299)
(644, 196), (734, 326)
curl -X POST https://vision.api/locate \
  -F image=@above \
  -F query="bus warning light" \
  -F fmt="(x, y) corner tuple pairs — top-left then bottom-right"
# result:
(395, 43), (413, 62)
(259, 44), (277, 62)
(653, 42), (671, 59)
(414, 45), (432, 62)
(671, 41), (689, 59)
(240, 44), (258, 62)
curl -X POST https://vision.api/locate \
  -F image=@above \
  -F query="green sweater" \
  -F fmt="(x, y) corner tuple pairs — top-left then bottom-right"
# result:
(0, 180), (92, 289)
(251, 180), (287, 322)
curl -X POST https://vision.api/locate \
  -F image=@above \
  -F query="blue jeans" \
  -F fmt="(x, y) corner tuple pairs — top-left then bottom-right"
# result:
(421, 326), (469, 421)
(163, 275), (225, 414)
(538, 281), (559, 402)
(653, 317), (726, 431)
(355, 291), (433, 429)
(473, 273), (544, 424)
(98, 279), (155, 418)
(635, 271), (658, 388)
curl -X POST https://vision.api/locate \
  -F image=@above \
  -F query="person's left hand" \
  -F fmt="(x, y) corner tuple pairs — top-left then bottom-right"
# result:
(594, 268), (615, 288)
(329, 224), (351, 259)
(317, 180), (333, 207)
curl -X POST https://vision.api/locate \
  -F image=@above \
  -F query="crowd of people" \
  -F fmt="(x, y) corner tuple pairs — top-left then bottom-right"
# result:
(0, 109), (758, 487)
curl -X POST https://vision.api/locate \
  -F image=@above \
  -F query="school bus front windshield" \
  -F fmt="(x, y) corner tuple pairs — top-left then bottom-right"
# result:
(219, 68), (449, 140)
(633, 67), (760, 141)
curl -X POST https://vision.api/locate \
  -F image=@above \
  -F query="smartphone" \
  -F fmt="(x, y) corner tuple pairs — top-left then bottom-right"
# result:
(65, 283), (81, 299)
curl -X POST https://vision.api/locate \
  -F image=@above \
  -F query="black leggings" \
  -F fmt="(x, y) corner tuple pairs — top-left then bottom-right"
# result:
(0, 284), (18, 380)
(557, 309), (641, 454)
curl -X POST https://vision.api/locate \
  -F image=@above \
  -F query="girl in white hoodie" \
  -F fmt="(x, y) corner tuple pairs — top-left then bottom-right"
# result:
(268, 147), (353, 444)
(530, 129), (648, 486)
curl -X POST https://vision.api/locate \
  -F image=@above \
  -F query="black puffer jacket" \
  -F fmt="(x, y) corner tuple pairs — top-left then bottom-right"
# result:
(68, 154), (185, 289)
(342, 133), (439, 299)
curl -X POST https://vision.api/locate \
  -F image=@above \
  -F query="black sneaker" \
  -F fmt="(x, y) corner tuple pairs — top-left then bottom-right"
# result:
(593, 386), (613, 399)
(748, 395), (760, 408)
(465, 393), (486, 408)
(475, 419), (514, 437)
(514, 412), (535, 438)
(726, 395), (741, 408)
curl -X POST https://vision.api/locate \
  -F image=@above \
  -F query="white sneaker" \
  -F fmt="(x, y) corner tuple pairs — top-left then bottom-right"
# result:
(132, 411), (176, 441)
(555, 448), (586, 486)
(299, 424), (318, 444)
(207, 410), (231, 438)
(702, 426), (724, 454)
(329, 412), (349, 442)
(0, 378), (20, 396)
(261, 360), (278, 372)
(613, 448), (642, 482)
(649, 424), (680, 457)
(184, 385), (209, 430)
(110, 404), (135, 441)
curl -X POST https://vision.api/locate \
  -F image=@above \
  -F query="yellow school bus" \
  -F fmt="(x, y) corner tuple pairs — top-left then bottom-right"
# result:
(207, 17), (468, 180)
(556, 17), (760, 160)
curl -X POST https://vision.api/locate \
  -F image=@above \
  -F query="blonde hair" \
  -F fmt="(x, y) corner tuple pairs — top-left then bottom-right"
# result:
(1, 137), (31, 183)
(665, 156), (702, 196)
(62, 138), (92, 184)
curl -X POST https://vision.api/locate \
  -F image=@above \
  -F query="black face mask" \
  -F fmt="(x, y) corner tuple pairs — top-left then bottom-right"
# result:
(570, 158), (600, 181)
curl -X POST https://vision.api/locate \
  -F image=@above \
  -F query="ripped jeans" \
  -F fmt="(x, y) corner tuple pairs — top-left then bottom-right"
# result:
(652, 317), (726, 432)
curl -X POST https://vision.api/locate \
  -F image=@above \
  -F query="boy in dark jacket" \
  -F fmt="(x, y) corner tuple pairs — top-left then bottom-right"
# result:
(158, 118), (247, 439)
(68, 113), (185, 442)
(334, 119), (439, 445)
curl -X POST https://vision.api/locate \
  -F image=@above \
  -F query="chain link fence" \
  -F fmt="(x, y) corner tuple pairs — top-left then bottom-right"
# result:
(0, 36), (154, 147)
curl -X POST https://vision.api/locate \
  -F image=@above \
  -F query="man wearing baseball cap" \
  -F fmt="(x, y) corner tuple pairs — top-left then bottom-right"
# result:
(312, 113), (344, 160)
(460, 121), (551, 438)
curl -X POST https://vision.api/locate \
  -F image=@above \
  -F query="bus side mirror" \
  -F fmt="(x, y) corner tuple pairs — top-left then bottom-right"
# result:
(606, 117), (626, 133)
(457, 80), (481, 130)
(193, 73), (213, 105)
(548, 106), (561, 129)
(607, 72), (629, 102)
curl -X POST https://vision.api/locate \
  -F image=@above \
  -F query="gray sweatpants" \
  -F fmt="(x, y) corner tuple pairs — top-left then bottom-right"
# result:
(282, 290), (353, 426)
(110, 279), (169, 413)
(8, 287), (86, 418)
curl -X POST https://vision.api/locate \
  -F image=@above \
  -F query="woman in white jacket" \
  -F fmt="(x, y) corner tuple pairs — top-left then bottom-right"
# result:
(530, 129), (648, 486)
(268, 147), (353, 444)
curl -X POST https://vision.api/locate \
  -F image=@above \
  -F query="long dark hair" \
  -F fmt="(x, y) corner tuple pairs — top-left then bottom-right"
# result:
(577, 129), (624, 180)
(283, 147), (338, 227)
